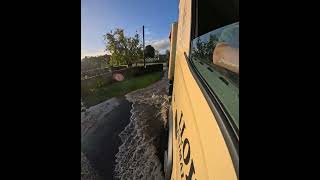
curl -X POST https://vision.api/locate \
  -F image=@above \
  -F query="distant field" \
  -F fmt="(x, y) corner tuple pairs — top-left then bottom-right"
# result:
(82, 72), (162, 107)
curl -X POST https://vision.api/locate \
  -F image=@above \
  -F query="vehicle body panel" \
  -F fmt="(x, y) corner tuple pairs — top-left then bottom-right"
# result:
(168, 0), (238, 179)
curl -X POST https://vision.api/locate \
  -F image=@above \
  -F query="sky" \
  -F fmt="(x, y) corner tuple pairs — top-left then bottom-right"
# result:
(81, 0), (179, 59)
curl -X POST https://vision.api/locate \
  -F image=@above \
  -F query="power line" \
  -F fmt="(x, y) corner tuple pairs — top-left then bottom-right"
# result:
(143, 25), (146, 68)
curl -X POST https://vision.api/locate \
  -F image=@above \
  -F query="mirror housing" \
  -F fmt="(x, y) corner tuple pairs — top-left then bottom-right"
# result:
(212, 42), (239, 74)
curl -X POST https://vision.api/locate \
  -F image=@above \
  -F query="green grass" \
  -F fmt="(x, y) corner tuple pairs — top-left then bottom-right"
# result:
(82, 72), (161, 107)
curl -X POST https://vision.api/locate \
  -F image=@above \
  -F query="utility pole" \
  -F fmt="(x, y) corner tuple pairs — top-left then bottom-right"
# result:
(143, 25), (145, 68)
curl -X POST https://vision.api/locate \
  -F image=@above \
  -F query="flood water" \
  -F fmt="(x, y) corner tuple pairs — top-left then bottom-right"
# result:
(114, 77), (170, 180)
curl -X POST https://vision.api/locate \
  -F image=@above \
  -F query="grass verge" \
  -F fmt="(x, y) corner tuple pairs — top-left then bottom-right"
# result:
(82, 71), (161, 107)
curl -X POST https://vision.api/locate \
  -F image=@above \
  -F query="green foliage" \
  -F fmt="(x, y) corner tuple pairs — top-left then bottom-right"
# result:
(144, 45), (155, 58)
(104, 28), (143, 67)
(192, 35), (219, 63)
(96, 79), (104, 88)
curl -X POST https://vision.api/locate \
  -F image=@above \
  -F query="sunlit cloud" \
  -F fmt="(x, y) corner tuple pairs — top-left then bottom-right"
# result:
(149, 38), (170, 54)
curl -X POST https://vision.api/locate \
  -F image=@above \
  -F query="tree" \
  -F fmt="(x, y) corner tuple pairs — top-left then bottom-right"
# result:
(144, 45), (155, 58)
(192, 35), (219, 63)
(103, 28), (142, 67)
(165, 50), (170, 60)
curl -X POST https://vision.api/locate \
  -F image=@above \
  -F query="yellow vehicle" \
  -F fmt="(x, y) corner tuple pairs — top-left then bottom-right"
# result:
(164, 0), (239, 179)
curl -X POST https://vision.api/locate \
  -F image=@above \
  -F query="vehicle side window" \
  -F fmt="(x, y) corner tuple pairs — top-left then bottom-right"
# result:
(190, 22), (239, 130)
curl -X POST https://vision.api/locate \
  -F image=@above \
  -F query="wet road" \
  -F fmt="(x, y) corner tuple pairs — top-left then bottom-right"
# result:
(81, 75), (169, 180)
(81, 97), (132, 180)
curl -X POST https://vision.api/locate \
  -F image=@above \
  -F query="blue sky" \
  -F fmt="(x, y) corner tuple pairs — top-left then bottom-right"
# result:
(81, 0), (178, 59)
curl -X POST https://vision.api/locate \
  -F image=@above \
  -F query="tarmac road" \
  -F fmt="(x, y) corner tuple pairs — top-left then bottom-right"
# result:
(81, 96), (132, 180)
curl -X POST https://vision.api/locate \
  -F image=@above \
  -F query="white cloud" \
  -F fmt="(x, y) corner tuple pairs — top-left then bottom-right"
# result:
(150, 38), (170, 54)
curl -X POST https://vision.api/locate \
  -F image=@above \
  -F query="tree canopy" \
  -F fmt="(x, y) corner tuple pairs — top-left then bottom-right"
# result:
(144, 45), (155, 58)
(104, 28), (142, 67)
(192, 35), (219, 63)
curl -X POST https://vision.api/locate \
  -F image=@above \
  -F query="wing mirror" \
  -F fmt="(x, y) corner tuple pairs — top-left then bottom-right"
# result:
(212, 42), (239, 74)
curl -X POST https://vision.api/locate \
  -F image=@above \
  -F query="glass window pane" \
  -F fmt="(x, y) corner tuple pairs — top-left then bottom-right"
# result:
(191, 22), (239, 129)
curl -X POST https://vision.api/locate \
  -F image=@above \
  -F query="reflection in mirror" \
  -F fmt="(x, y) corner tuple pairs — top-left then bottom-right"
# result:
(192, 34), (219, 63)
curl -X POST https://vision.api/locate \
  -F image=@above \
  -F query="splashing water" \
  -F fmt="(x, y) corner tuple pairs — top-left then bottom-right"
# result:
(114, 77), (170, 180)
